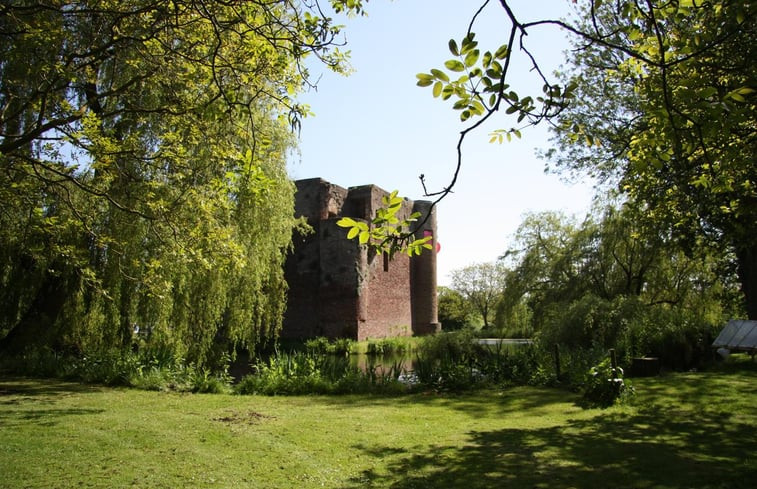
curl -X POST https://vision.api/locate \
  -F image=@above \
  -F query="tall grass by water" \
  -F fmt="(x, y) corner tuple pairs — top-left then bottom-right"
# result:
(0, 330), (719, 404)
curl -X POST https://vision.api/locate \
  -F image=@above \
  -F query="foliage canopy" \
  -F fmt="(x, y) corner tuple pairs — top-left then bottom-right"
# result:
(0, 0), (366, 364)
(545, 0), (757, 318)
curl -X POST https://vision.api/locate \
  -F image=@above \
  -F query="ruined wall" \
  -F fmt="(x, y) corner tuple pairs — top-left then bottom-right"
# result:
(283, 179), (347, 338)
(282, 178), (438, 340)
(347, 185), (415, 340)
(411, 200), (441, 335)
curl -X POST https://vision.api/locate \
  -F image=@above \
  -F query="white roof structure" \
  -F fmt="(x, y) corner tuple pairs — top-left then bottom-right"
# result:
(713, 320), (757, 353)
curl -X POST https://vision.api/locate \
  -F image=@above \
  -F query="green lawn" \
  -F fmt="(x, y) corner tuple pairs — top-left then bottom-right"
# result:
(1, 362), (755, 489)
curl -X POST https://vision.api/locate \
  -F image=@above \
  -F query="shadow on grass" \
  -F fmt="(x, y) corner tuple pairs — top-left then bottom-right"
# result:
(306, 386), (583, 420)
(0, 376), (104, 399)
(344, 404), (757, 489)
(0, 407), (105, 428)
(337, 368), (757, 489)
(0, 377), (105, 426)
(303, 362), (757, 422)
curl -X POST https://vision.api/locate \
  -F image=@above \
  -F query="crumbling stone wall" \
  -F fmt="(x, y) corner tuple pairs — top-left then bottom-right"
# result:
(282, 178), (440, 340)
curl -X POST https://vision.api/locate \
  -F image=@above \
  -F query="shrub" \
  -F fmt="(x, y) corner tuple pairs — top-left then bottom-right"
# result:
(304, 337), (355, 356)
(72, 350), (142, 385)
(412, 331), (549, 391)
(366, 337), (414, 357)
(304, 337), (331, 355)
(331, 338), (355, 356)
(538, 294), (725, 372)
(235, 350), (408, 395)
(581, 357), (634, 408)
(622, 308), (720, 370)
(0, 347), (71, 378)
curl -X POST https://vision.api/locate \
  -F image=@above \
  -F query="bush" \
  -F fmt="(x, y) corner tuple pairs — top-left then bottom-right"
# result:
(0, 346), (233, 393)
(622, 308), (719, 370)
(304, 337), (355, 356)
(235, 350), (407, 395)
(437, 287), (476, 331)
(366, 337), (414, 357)
(538, 294), (724, 372)
(412, 331), (548, 391)
(303, 337), (331, 355)
(581, 357), (634, 408)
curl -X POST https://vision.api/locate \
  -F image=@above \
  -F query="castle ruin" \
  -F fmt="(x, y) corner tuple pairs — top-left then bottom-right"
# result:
(282, 178), (441, 341)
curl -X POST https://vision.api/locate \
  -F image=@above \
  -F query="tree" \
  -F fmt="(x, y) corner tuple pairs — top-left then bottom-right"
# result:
(501, 211), (587, 327)
(0, 1), (367, 363)
(543, 0), (757, 318)
(449, 261), (508, 328)
(437, 286), (476, 330)
(502, 205), (737, 352)
(504, 206), (735, 313)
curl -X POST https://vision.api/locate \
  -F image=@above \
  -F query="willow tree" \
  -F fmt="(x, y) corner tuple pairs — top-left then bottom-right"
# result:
(0, 0), (365, 364)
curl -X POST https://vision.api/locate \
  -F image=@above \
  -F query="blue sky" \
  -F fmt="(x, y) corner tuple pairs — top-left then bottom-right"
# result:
(288, 0), (596, 285)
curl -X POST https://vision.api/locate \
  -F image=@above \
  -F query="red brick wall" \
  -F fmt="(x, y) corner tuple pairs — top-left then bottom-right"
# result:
(360, 251), (413, 340)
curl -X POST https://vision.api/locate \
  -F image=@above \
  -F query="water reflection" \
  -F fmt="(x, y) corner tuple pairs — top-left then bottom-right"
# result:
(350, 352), (415, 375)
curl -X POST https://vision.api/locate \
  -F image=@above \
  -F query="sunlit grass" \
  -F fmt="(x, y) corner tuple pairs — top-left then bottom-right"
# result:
(1, 358), (755, 488)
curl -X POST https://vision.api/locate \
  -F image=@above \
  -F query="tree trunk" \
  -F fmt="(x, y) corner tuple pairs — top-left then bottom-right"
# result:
(735, 241), (757, 320)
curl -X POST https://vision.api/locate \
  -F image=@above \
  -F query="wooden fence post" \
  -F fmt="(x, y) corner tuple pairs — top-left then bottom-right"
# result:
(609, 348), (618, 378)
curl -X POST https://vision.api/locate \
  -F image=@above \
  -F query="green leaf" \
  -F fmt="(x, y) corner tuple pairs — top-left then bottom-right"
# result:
(359, 231), (370, 244)
(430, 69), (449, 82)
(452, 99), (468, 110)
(448, 39), (459, 56)
(494, 44), (509, 59)
(416, 74), (434, 87)
(464, 49), (479, 68)
(482, 51), (492, 68)
(470, 100), (485, 115)
(432, 81), (443, 98)
(337, 217), (357, 228)
(445, 59), (465, 72)
(460, 33), (478, 54)
(347, 227), (360, 239)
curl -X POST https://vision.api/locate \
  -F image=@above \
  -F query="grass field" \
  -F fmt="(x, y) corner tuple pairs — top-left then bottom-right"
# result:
(1, 360), (756, 489)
